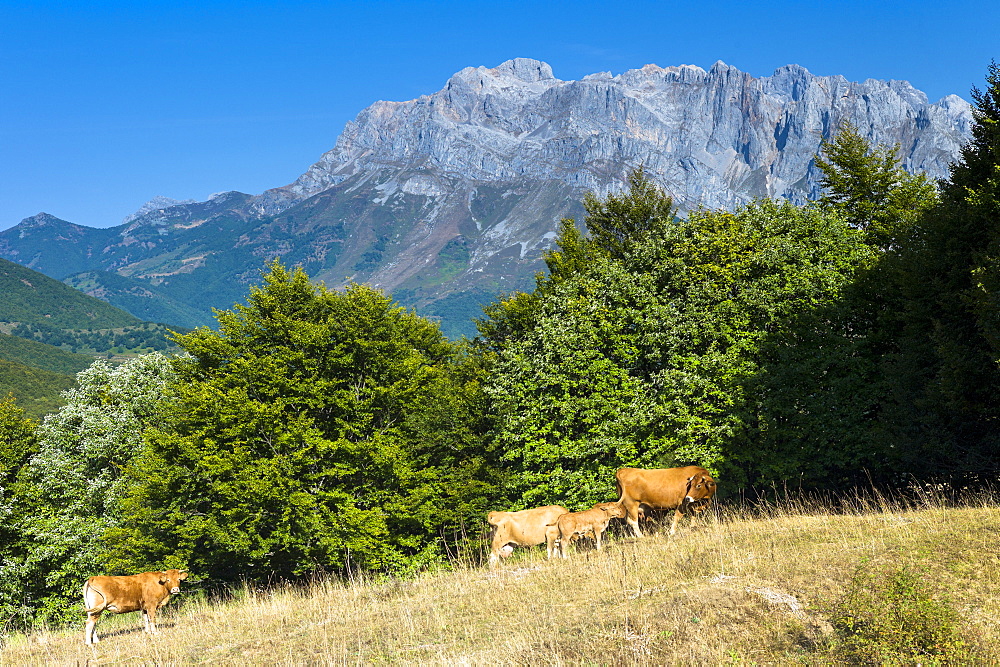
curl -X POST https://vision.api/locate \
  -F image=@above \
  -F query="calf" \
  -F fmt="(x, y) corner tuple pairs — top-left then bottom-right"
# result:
(83, 569), (188, 645)
(547, 501), (626, 558)
(487, 505), (569, 567)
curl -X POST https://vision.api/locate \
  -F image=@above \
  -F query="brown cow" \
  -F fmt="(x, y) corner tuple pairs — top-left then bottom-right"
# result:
(615, 466), (716, 537)
(83, 569), (188, 645)
(546, 501), (626, 558)
(487, 505), (569, 567)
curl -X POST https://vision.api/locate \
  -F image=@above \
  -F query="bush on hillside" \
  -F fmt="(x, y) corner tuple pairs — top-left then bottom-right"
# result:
(827, 563), (974, 662)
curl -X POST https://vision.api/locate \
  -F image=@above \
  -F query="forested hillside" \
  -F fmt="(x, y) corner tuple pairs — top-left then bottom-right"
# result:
(0, 63), (997, 642)
(0, 257), (139, 329)
(0, 332), (94, 375)
(0, 258), (185, 415)
(0, 359), (75, 418)
(0, 257), (182, 355)
(0, 333), (93, 418)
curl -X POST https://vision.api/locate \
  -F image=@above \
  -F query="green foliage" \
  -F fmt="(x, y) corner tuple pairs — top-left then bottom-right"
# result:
(110, 263), (495, 583)
(0, 397), (39, 629)
(0, 358), (75, 419)
(0, 354), (176, 627)
(828, 564), (972, 663)
(0, 395), (38, 482)
(583, 167), (676, 261)
(947, 61), (1000, 194)
(815, 122), (938, 249)
(875, 63), (1000, 476)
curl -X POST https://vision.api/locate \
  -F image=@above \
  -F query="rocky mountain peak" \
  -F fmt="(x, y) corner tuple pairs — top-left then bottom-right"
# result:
(20, 212), (66, 227)
(491, 57), (557, 83)
(122, 196), (198, 225)
(265, 58), (971, 213)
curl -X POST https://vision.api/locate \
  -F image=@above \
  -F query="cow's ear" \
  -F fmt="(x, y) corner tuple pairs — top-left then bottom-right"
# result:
(157, 572), (169, 585)
(179, 571), (188, 580)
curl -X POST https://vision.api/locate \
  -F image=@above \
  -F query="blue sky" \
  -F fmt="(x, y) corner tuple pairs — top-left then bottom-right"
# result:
(2, 0), (997, 230)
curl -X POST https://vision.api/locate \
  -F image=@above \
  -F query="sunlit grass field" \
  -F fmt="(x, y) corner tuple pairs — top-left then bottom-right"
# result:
(4, 489), (998, 664)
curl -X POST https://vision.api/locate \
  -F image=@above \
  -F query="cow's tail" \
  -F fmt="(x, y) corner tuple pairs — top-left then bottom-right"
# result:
(83, 580), (107, 615)
(614, 470), (624, 504)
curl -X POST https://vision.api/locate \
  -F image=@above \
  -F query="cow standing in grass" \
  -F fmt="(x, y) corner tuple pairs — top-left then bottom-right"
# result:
(487, 505), (569, 567)
(83, 569), (188, 645)
(615, 466), (717, 537)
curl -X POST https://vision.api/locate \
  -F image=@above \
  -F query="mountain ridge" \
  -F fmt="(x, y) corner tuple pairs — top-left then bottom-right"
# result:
(0, 58), (974, 337)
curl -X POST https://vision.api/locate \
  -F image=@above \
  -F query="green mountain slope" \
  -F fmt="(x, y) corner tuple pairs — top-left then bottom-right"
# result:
(0, 332), (94, 375)
(0, 358), (74, 418)
(0, 257), (140, 329)
(63, 271), (215, 329)
(0, 257), (183, 359)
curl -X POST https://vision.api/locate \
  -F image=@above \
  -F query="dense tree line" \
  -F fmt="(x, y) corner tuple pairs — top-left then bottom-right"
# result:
(10, 321), (176, 354)
(0, 64), (997, 630)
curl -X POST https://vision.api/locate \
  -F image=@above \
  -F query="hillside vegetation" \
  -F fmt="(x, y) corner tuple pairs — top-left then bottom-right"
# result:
(0, 261), (182, 415)
(4, 495), (997, 664)
(0, 257), (140, 330)
(0, 332), (94, 376)
(0, 259), (184, 414)
(0, 358), (75, 418)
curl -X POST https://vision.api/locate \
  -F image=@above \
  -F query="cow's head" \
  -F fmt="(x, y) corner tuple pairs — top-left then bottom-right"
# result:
(684, 474), (717, 510)
(158, 569), (188, 595)
(594, 501), (627, 520)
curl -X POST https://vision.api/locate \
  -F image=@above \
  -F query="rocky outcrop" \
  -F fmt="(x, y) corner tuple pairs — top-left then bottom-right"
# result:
(261, 58), (971, 213)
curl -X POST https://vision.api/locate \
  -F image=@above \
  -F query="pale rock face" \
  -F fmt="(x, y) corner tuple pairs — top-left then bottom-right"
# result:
(122, 196), (197, 225)
(258, 57), (971, 215)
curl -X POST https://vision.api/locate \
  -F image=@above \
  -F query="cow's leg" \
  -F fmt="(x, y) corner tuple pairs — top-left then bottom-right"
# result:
(688, 501), (710, 530)
(669, 508), (684, 536)
(545, 525), (558, 559)
(594, 529), (603, 550)
(146, 607), (160, 635)
(84, 612), (101, 645)
(625, 502), (643, 538)
(488, 528), (509, 568)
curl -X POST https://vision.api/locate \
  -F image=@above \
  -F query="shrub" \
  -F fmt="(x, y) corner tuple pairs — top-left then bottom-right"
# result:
(828, 563), (972, 663)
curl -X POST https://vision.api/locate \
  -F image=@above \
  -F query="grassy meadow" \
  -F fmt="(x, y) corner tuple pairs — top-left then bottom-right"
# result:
(3, 490), (998, 665)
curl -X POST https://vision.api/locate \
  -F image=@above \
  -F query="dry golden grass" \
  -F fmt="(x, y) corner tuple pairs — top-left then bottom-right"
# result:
(4, 491), (999, 665)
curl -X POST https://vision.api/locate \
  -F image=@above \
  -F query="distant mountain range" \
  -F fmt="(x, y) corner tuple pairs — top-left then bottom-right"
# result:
(0, 58), (973, 338)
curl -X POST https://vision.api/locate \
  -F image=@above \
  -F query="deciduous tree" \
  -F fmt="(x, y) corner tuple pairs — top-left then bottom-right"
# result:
(112, 263), (494, 582)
